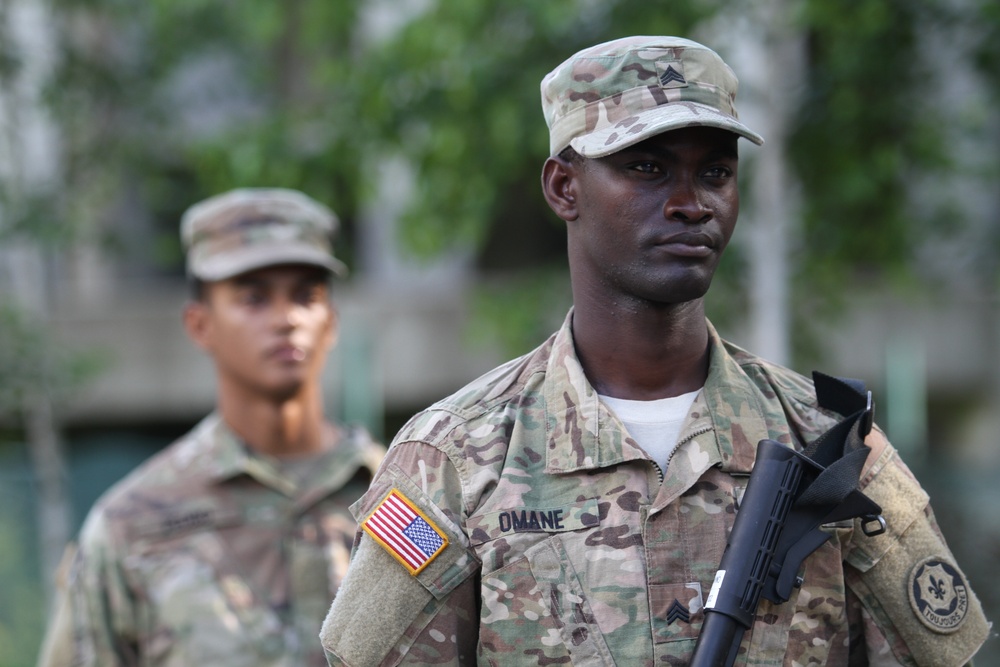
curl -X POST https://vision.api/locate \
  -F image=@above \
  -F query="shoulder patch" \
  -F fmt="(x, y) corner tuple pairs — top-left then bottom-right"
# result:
(362, 488), (449, 576)
(908, 557), (970, 633)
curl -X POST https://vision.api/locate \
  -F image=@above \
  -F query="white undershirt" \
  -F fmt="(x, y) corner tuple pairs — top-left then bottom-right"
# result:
(600, 389), (701, 474)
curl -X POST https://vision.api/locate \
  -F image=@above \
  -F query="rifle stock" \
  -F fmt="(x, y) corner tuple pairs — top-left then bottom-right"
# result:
(689, 436), (885, 667)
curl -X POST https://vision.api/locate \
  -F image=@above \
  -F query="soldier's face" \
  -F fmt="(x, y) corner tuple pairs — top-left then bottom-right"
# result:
(559, 127), (740, 306)
(186, 265), (336, 400)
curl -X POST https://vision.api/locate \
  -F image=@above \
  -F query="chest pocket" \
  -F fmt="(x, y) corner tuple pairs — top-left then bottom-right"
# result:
(480, 533), (616, 667)
(470, 498), (604, 664)
(129, 505), (293, 665)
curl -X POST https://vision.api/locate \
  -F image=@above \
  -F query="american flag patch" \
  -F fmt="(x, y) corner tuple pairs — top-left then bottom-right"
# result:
(362, 489), (449, 576)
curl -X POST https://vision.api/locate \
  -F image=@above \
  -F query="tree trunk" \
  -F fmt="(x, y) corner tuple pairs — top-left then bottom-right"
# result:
(26, 391), (72, 604)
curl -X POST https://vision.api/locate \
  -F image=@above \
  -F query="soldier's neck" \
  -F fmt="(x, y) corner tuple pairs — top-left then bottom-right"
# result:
(216, 382), (334, 459)
(571, 298), (709, 400)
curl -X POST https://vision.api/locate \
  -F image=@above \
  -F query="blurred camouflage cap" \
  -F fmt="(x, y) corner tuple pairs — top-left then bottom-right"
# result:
(181, 188), (347, 281)
(541, 36), (764, 158)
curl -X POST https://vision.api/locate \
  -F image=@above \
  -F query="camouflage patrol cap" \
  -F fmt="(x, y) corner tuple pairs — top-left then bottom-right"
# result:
(181, 188), (347, 281)
(541, 36), (764, 158)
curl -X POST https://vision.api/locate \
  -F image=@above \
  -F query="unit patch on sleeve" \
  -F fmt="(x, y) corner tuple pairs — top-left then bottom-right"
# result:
(907, 557), (970, 633)
(362, 488), (449, 576)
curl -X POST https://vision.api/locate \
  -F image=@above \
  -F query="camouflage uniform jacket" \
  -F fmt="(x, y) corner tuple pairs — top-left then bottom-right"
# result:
(41, 413), (383, 667)
(320, 313), (989, 667)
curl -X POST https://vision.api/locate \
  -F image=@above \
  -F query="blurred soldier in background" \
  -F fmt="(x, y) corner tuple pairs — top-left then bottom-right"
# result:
(319, 37), (989, 665)
(37, 188), (384, 666)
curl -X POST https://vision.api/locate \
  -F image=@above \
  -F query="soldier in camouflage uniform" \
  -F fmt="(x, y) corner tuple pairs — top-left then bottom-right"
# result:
(37, 188), (384, 667)
(319, 37), (989, 666)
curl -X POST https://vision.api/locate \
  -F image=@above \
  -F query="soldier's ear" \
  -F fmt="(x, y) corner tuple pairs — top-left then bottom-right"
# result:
(182, 300), (213, 351)
(541, 155), (579, 222)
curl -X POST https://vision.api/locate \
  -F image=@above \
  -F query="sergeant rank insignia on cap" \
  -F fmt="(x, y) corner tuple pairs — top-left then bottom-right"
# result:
(656, 61), (687, 88)
(363, 489), (449, 576)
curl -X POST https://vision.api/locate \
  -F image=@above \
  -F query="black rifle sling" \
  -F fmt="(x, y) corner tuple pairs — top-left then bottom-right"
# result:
(763, 372), (887, 603)
(797, 372), (878, 513)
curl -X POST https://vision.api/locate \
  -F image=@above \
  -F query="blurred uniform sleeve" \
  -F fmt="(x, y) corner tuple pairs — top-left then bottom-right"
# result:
(36, 543), (77, 667)
(42, 509), (141, 667)
(320, 441), (480, 667)
(845, 430), (991, 666)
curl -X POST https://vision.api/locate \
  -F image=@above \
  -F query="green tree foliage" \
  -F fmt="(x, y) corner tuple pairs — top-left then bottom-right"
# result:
(350, 1), (720, 258)
(975, 0), (1000, 95)
(0, 304), (105, 421)
(792, 0), (951, 285)
(971, 0), (1000, 285)
(45, 0), (369, 269)
(780, 0), (999, 358)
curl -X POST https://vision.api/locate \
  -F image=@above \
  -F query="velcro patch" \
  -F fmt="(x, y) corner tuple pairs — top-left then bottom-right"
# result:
(908, 557), (970, 633)
(362, 488), (449, 576)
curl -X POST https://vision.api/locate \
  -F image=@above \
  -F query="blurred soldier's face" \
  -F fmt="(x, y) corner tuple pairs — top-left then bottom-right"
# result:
(185, 265), (336, 401)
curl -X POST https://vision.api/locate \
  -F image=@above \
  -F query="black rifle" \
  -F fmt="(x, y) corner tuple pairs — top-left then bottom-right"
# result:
(689, 373), (887, 667)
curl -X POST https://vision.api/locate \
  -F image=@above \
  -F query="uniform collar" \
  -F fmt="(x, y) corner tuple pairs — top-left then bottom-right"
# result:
(542, 311), (646, 473)
(192, 413), (381, 503)
(542, 313), (767, 476)
(696, 321), (769, 473)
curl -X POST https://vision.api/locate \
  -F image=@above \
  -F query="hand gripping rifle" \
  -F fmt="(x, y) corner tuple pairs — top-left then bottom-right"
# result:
(689, 372), (888, 667)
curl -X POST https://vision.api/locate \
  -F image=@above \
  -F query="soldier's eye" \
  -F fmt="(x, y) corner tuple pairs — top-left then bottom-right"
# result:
(239, 290), (267, 306)
(294, 285), (325, 305)
(704, 166), (733, 179)
(630, 161), (661, 174)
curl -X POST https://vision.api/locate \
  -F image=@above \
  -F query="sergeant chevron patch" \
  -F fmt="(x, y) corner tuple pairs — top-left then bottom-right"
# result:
(666, 599), (691, 625)
(363, 489), (448, 576)
(656, 61), (687, 88)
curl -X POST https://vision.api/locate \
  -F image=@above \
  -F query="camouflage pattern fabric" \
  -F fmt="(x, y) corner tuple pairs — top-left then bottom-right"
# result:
(39, 413), (383, 667)
(541, 36), (764, 159)
(320, 311), (988, 666)
(181, 188), (348, 281)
